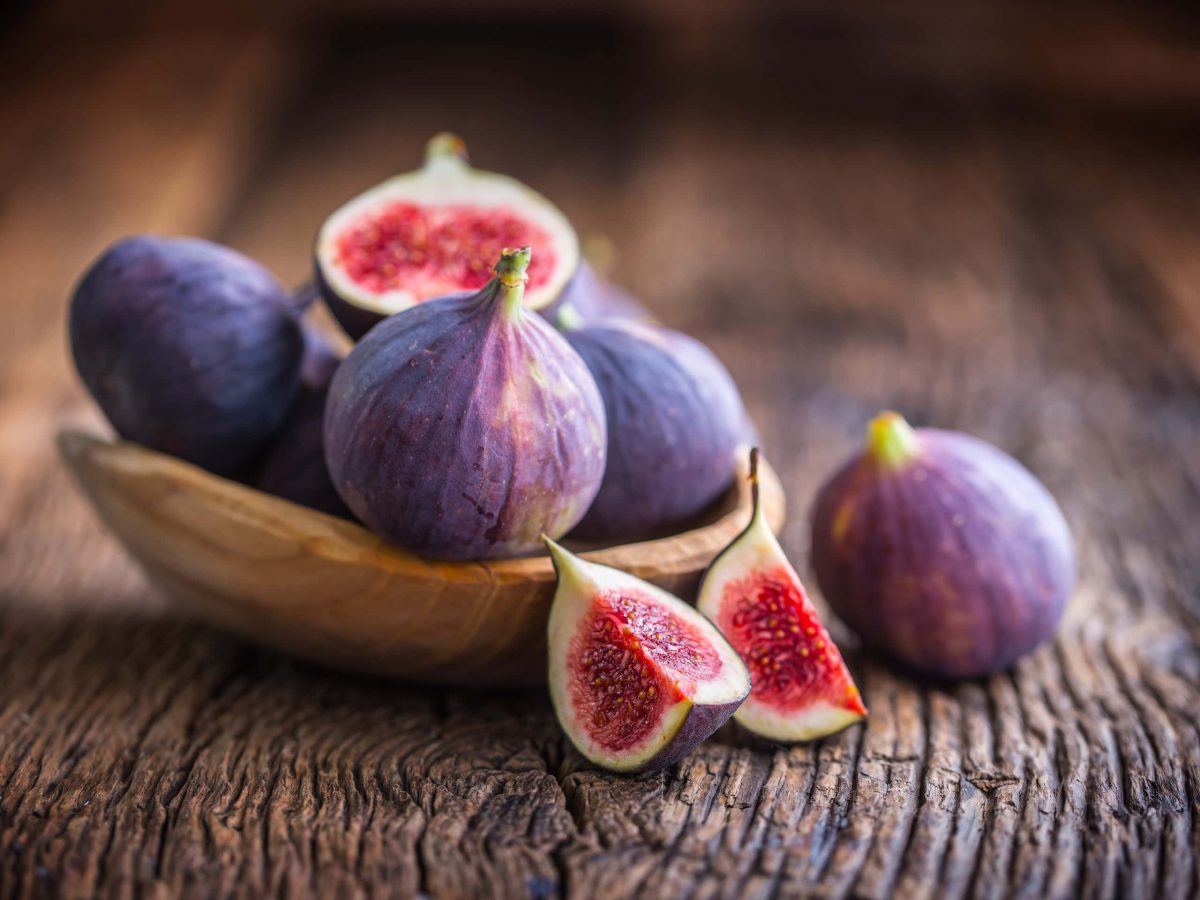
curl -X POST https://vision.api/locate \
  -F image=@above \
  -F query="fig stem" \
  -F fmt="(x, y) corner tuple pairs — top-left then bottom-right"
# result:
(425, 132), (469, 167)
(555, 303), (585, 332)
(748, 447), (768, 533)
(495, 247), (532, 321)
(867, 411), (920, 468)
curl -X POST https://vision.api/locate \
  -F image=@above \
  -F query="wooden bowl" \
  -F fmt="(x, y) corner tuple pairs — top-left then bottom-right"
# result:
(57, 430), (786, 687)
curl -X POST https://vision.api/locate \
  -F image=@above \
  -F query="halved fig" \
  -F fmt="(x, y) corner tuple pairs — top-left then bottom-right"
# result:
(697, 450), (867, 742)
(545, 539), (750, 774)
(314, 133), (579, 338)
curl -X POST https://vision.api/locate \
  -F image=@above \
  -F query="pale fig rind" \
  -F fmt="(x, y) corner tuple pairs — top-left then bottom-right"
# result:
(69, 235), (303, 477)
(314, 134), (580, 339)
(698, 450), (867, 742)
(324, 248), (606, 559)
(562, 318), (753, 542)
(810, 413), (1076, 680)
(546, 540), (749, 773)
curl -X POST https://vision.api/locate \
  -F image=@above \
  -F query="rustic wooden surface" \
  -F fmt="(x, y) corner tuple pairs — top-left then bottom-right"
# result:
(2, 5), (1199, 898)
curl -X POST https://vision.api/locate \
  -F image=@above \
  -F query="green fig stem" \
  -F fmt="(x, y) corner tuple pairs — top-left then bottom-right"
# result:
(747, 447), (769, 534)
(555, 303), (585, 332)
(866, 411), (921, 469)
(425, 132), (469, 168)
(495, 247), (532, 322)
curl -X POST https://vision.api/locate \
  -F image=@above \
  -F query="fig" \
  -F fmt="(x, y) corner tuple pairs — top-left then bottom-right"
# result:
(698, 449), (866, 742)
(324, 247), (606, 559)
(810, 412), (1076, 680)
(544, 260), (654, 325)
(254, 323), (352, 519)
(558, 315), (752, 542)
(69, 235), (304, 477)
(315, 133), (579, 339)
(544, 539), (750, 773)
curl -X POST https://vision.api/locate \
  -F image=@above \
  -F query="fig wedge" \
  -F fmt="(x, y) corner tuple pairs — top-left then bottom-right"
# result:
(698, 450), (866, 742)
(545, 539), (749, 774)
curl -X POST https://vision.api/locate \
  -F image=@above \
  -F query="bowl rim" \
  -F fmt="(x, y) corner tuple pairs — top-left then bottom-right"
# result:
(57, 428), (787, 585)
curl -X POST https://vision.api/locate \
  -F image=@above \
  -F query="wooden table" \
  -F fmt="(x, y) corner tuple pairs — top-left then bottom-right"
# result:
(2, 7), (1198, 898)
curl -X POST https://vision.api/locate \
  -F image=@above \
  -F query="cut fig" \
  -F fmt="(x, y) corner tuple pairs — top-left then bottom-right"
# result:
(545, 539), (749, 774)
(698, 450), (867, 742)
(315, 133), (579, 338)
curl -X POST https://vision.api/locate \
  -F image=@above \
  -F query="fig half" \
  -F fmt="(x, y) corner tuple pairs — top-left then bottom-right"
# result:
(545, 539), (750, 774)
(810, 412), (1076, 679)
(314, 133), (579, 339)
(698, 450), (867, 742)
(324, 247), (606, 559)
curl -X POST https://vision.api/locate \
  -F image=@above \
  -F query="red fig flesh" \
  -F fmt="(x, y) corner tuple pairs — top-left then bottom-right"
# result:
(698, 450), (867, 742)
(315, 134), (579, 338)
(545, 540), (749, 773)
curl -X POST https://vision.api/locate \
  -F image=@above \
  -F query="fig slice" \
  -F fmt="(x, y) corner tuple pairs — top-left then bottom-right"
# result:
(697, 450), (867, 742)
(314, 133), (579, 338)
(545, 539), (750, 774)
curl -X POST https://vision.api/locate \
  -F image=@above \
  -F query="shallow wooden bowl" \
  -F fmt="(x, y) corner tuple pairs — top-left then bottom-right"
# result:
(58, 430), (786, 687)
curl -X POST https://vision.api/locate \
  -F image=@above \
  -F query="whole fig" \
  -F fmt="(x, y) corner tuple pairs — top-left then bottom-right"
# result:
(560, 315), (752, 542)
(324, 247), (606, 559)
(810, 412), (1076, 679)
(254, 323), (352, 519)
(70, 235), (303, 477)
(543, 261), (653, 326)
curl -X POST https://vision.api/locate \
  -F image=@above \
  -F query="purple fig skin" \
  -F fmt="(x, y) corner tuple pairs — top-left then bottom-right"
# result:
(254, 324), (352, 519)
(562, 319), (753, 542)
(69, 235), (304, 477)
(315, 262), (382, 341)
(628, 698), (744, 774)
(295, 321), (342, 391)
(324, 250), (606, 559)
(810, 417), (1076, 680)
(542, 260), (654, 326)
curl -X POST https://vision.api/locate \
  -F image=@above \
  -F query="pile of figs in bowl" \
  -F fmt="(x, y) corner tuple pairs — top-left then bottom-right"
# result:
(63, 134), (1077, 774)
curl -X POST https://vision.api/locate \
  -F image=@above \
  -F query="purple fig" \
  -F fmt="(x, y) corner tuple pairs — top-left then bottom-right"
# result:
(69, 235), (303, 477)
(810, 412), (1076, 679)
(542, 260), (654, 326)
(324, 247), (606, 559)
(559, 315), (753, 542)
(545, 539), (750, 773)
(314, 133), (579, 339)
(254, 323), (352, 519)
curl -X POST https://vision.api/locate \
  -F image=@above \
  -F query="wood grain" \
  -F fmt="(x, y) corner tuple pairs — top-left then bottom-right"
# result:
(2, 5), (1199, 898)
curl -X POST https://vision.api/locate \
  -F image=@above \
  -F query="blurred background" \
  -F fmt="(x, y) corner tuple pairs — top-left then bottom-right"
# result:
(2, 0), (1198, 547)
